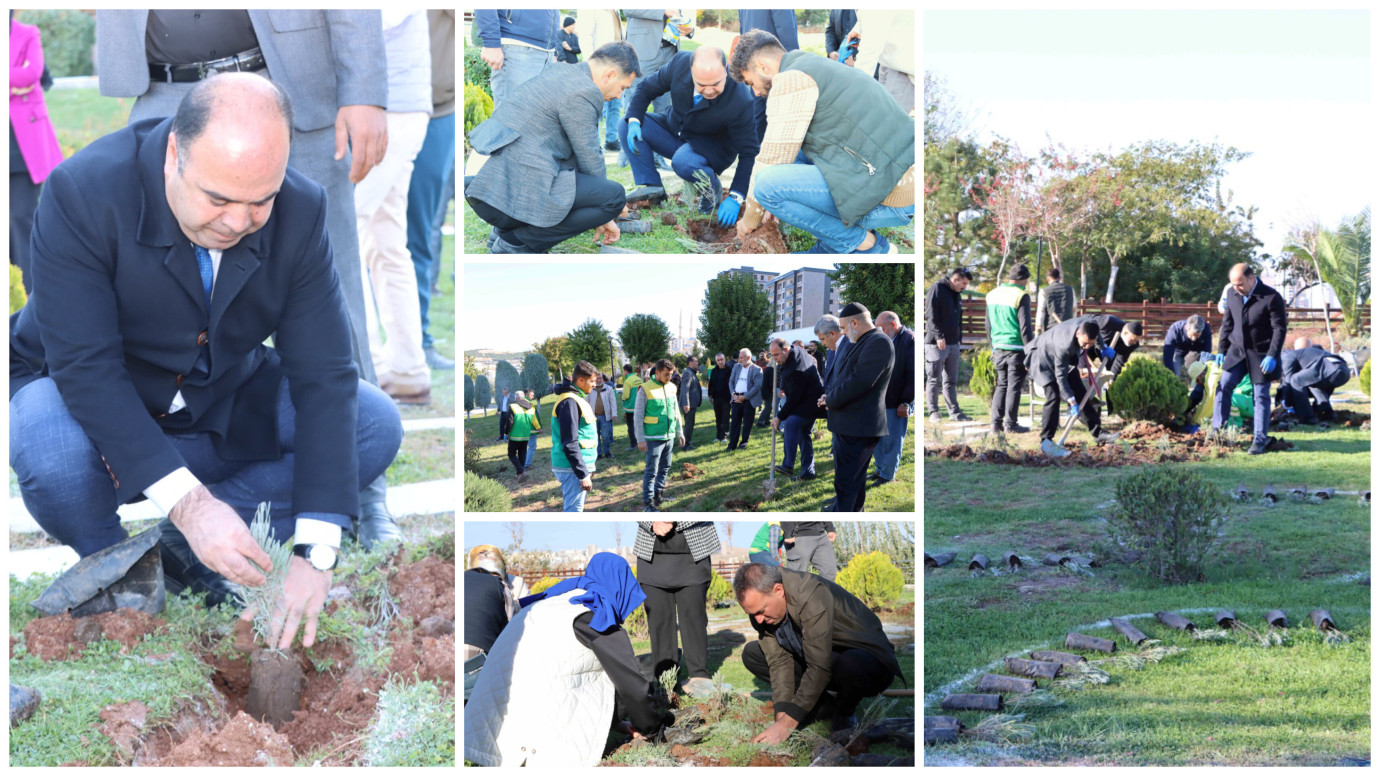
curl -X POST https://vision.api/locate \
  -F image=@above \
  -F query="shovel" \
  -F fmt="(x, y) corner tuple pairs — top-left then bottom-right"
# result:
(1041, 340), (1115, 458)
(763, 365), (780, 501)
(31, 524), (166, 617)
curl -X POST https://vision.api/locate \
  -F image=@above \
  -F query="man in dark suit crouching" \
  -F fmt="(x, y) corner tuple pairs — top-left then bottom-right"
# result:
(465, 42), (641, 253)
(817, 302), (894, 512)
(9, 74), (403, 649)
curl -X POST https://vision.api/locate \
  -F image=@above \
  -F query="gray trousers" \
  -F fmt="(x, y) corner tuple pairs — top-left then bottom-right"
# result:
(131, 81), (386, 507)
(786, 533), (837, 581)
(877, 65), (914, 116)
(925, 343), (961, 416)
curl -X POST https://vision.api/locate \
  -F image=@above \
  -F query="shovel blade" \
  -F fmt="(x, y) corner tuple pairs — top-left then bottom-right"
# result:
(763, 478), (776, 501)
(1041, 438), (1071, 458)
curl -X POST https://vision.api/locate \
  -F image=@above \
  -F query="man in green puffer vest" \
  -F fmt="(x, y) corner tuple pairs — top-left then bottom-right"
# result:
(985, 263), (1035, 434)
(634, 358), (685, 512)
(550, 360), (602, 512)
(727, 30), (915, 255)
(619, 363), (643, 452)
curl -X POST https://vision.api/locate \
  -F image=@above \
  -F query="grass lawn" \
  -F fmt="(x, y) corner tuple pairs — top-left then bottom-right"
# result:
(462, 407), (915, 512)
(923, 379), (1371, 766)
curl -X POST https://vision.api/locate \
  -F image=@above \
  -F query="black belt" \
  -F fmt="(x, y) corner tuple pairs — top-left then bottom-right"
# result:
(148, 47), (266, 83)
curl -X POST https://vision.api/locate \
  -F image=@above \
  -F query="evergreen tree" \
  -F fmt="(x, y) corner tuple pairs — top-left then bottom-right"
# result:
(698, 272), (772, 359)
(494, 359), (521, 398)
(832, 263), (916, 324)
(565, 318), (614, 376)
(617, 313), (673, 366)
(474, 374), (492, 416)
(463, 374), (475, 416)
(522, 352), (551, 408)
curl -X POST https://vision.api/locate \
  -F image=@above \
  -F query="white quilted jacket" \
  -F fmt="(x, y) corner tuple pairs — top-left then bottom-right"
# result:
(463, 589), (616, 766)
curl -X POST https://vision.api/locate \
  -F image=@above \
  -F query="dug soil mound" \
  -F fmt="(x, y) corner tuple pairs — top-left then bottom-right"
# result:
(23, 609), (167, 661)
(389, 555), (455, 623)
(151, 711), (295, 767)
(678, 463), (704, 480)
(926, 432), (1236, 468)
(1332, 409), (1371, 427)
(722, 498), (761, 511)
(683, 218), (788, 254)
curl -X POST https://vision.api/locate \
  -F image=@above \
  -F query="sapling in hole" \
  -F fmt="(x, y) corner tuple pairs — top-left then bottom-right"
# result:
(243, 502), (307, 729)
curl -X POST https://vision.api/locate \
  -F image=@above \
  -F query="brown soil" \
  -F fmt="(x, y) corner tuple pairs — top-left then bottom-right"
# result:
(678, 462), (704, 480)
(246, 649), (306, 729)
(1333, 409), (1370, 426)
(233, 619), (257, 653)
(683, 218), (788, 254)
(748, 751), (793, 766)
(389, 555), (456, 624)
(877, 602), (915, 618)
(151, 711), (295, 767)
(722, 499), (760, 512)
(659, 213), (679, 226)
(276, 665), (382, 763)
(388, 631), (456, 689)
(98, 701), (149, 758)
(23, 609), (166, 661)
(418, 616), (455, 637)
(670, 744), (695, 759)
(924, 431), (1236, 468)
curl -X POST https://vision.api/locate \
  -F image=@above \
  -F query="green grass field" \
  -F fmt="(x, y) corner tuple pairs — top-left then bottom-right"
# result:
(924, 379), (1371, 766)
(463, 406), (915, 512)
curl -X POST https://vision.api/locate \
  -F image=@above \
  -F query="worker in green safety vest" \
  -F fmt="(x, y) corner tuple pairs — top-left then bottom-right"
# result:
(635, 358), (686, 512)
(748, 521), (784, 566)
(550, 360), (601, 512)
(507, 393), (542, 482)
(619, 363), (643, 452)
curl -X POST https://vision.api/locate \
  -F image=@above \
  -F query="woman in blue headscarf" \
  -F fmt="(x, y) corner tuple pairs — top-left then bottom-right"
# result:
(464, 553), (673, 767)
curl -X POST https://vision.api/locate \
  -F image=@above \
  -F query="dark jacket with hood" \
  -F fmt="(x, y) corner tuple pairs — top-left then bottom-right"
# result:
(924, 277), (962, 345)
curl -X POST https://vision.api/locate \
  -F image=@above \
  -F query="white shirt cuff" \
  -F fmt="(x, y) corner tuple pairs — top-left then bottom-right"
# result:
(295, 518), (342, 549)
(144, 467), (201, 515)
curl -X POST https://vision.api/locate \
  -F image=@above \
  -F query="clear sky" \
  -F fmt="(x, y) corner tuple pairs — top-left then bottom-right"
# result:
(462, 520), (759, 552)
(925, 9), (1372, 255)
(463, 262), (836, 352)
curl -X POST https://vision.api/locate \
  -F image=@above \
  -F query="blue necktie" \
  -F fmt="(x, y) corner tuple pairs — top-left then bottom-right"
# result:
(693, 94), (703, 107)
(193, 244), (214, 307)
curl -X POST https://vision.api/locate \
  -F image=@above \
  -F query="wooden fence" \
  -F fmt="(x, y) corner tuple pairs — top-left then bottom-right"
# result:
(956, 298), (1368, 347)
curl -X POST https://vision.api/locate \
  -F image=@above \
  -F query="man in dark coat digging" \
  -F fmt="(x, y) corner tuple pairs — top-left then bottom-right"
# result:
(733, 562), (903, 742)
(1211, 263), (1287, 454)
(1029, 318), (1119, 448)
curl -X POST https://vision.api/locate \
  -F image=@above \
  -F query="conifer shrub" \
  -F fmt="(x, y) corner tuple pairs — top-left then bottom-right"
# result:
(835, 551), (904, 609)
(1107, 356), (1189, 425)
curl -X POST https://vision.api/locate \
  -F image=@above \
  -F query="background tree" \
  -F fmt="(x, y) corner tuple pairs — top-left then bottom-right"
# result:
(474, 374), (492, 416)
(494, 359), (521, 400)
(699, 272), (772, 359)
(564, 318), (614, 376)
(463, 354), (481, 380)
(971, 147), (1032, 281)
(831, 263), (916, 324)
(521, 352), (551, 408)
(532, 336), (571, 381)
(503, 521), (525, 569)
(1285, 207), (1371, 337)
(1026, 146), (1100, 297)
(612, 522), (624, 552)
(463, 374), (475, 417)
(723, 522), (734, 554)
(671, 353), (688, 371)
(618, 313), (673, 366)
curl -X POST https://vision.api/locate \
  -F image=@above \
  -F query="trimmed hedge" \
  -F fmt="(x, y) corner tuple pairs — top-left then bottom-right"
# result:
(1107, 356), (1189, 425)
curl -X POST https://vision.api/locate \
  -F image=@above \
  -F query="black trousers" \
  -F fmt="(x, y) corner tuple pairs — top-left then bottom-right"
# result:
(832, 432), (881, 512)
(991, 349), (1028, 428)
(10, 173), (39, 293)
(1039, 377), (1102, 441)
(712, 398), (731, 440)
(466, 172), (625, 253)
(625, 411), (638, 448)
(756, 398), (773, 426)
(643, 581), (711, 681)
(728, 400), (755, 449)
(498, 409), (511, 439)
(507, 440), (529, 475)
(682, 407), (697, 446)
(741, 641), (895, 718)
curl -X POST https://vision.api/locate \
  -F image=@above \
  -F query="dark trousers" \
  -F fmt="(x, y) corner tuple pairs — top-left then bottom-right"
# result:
(991, 349), (1027, 428)
(728, 400), (755, 449)
(742, 641), (895, 718)
(507, 440), (529, 475)
(498, 409), (512, 439)
(619, 112), (731, 193)
(466, 172), (625, 253)
(756, 398), (773, 426)
(832, 432), (881, 512)
(682, 407), (697, 446)
(643, 581), (711, 681)
(712, 398), (731, 440)
(1282, 362), (1348, 422)
(10, 173), (39, 293)
(625, 411), (638, 448)
(1039, 377), (1102, 441)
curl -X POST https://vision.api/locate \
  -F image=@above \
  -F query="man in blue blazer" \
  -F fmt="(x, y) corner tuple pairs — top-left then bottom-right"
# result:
(9, 75), (403, 649)
(619, 47), (760, 224)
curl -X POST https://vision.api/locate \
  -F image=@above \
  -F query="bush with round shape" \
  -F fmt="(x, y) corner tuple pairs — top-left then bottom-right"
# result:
(528, 576), (562, 596)
(464, 474), (512, 512)
(1107, 355), (1189, 425)
(1360, 359), (1371, 397)
(706, 571), (733, 608)
(835, 551), (904, 610)
(1106, 466), (1229, 584)
(968, 348), (996, 404)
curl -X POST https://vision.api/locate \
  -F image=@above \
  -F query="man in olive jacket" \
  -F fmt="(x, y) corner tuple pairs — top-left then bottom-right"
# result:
(733, 563), (903, 743)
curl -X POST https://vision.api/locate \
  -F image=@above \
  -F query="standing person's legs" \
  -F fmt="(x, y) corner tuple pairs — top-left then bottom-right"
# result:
(489, 44), (552, 109)
(358, 111), (432, 396)
(713, 399), (730, 441)
(1212, 362), (1249, 430)
(783, 414), (816, 476)
(10, 174), (39, 293)
(1006, 354), (1028, 424)
(601, 95), (622, 145)
(682, 407), (696, 448)
(653, 436), (674, 499)
(780, 414), (801, 471)
(641, 582), (680, 681)
(642, 439), (665, 507)
(991, 351), (1011, 428)
(675, 581), (711, 679)
(1039, 381), (1062, 440)
(738, 404), (756, 446)
(507, 440), (523, 474)
(940, 346), (961, 416)
(756, 400), (772, 427)
(626, 411), (639, 450)
(808, 535), (838, 581)
(1067, 377), (1103, 437)
(834, 433), (879, 512)
(727, 401), (747, 450)
(1251, 379), (1272, 447)
(872, 411), (906, 481)
(554, 470), (588, 512)
(875, 65), (915, 115)
(597, 417), (613, 457)
(925, 345), (943, 416)
(506, 173), (627, 253)
(784, 535), (811, 572)
(751, 163), (913, 253)
(406, 112), (456, 356)
(524, 434), (537, 468)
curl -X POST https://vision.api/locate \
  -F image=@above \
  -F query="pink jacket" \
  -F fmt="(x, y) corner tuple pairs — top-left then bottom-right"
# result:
(10, 20), (64, 184)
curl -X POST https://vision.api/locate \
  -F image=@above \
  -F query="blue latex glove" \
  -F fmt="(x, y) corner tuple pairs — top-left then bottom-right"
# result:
(1101, 346), (1116, 361)
(1213, 353), (1225, 366)
(627, 121), (642, 155)
(717, 197), (741, 226)
(1261, 355), (1278, 375)
(1068, 401), (1080, 420)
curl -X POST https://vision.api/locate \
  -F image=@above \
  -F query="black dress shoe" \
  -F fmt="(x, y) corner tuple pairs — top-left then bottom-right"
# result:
(604, 140), (620, 151)
(869, 474), (894, 486)
(791, 471), (817, 481)
(823, 497), (837, 510)
(158, 519), (239, 608)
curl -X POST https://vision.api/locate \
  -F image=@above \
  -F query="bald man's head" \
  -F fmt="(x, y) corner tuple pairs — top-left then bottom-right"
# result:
(165, 73), (294, 250)
(1228, 262), (1256, 296)
(1294, 336), (1313, 350)
(877, 311), (902, 337)
(691, 47), (729, 100)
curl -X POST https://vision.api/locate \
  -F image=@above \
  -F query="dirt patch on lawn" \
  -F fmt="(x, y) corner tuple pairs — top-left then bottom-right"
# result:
(389, 555), (455, 623)
(924, 424), (1245, 467)
(23, 609), (167, 661)
(722, 498), (761, 511)
(1332, 409), (1371, 427)
(678, 462), (704, 480)
(682, 218), (788, 254)
(149, 711), (296, 767)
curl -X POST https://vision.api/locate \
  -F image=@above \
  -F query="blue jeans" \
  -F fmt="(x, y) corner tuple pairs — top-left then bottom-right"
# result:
(524, 433), (537, 468)
(554, 469), (588, 512)
(1212, 362), (1271, 446)
(601, 95), (622, 143)
(490, 44), (553, 109)
(407, 112), (456, 351)
(597, 418), (614, 457)
(749, 550), (781, 567)
(872, 410), (909, 481)
(10, 377), (403, 558)
(781, 414), (816, 475)
(642, 438), (673, 506)
(753, 162), (915, 253)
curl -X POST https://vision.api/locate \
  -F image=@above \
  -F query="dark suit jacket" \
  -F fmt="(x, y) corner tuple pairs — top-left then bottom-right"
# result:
(777, 345), (823, 422)
(738, 9), (799, 51)
(825, 328), (894, 437)
(750, 567), (904, 723)
(1080, 313), (1138, 376)
(465, 62), (608, 228)
(1030, 317), (1094, 402)
(884, 325), (915, 409)
(823, 335), (852, 391)
(9, 118), (359, 523)
(623, 50), (760, 197)
(824, 10), (857, 58)
(1282, 345), (1348, 386)
(1218, 279), (1287, 383)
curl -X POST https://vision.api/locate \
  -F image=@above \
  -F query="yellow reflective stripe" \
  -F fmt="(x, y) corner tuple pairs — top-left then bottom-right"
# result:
(578, 438), (598, 448)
